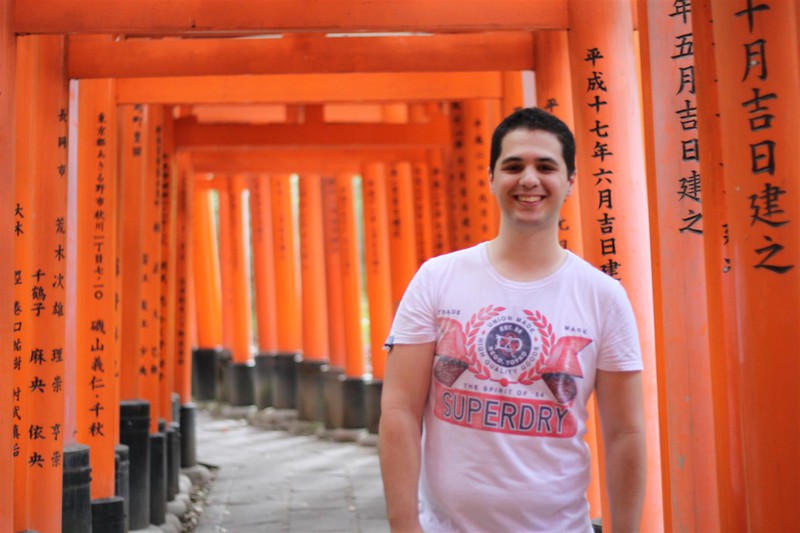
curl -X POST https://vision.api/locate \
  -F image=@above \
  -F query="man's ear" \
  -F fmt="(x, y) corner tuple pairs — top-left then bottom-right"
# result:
(566, 170), (576, 196)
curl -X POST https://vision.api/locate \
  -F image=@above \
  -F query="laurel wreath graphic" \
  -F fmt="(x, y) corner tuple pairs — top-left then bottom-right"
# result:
(464, 305), (505, 381)
(517, 310), (555, 384)
(464, 306), (557, 385)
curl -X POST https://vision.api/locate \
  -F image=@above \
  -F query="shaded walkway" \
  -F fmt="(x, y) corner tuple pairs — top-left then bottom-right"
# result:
(194, 410), (389, 533)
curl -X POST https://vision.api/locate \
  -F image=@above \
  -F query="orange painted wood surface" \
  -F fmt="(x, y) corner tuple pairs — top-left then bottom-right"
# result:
(692, 3), (746, 529)
(271, 174), (302, 352)
(710, 2), (800, 529)
(448, 103), (467, 250)
(321, 176), (346, 369)
(361, 162), (393, 381)
(0, 1), (16, 526)
(427, 149), (450, 257)
(567, 0), (664, 530)
(12, 35), (34, 531)
(638, 2), (721, 530)
(68, 32), (537, 78)
(335, 173), (365, 378)
(533, 30), (601, 517)
(461, 100), (495, 247)
(16, 0), (568, 34)
(227, 176), (253, 364)
(140, 106), (164, 432)
(74, 78), (119, 500)
(249, 176), (278, 354)
(191, 185), (223, 349)
(411, 162), (433, 265)
(118, 104), (147, 401)
(115, 72), (504, 105)
(159, 110), (178, 422)
(534, 30), (585, 256)
(298, 174), (329, 362)
(501, 70), (526, 118)
(173, 152), (195, 403)
(386, 162), (418, 312)
(24, 35), (69, 530)
(173, 118), (451, 148)
(216, 183), (236, 353)
(190, 148), (428, 175)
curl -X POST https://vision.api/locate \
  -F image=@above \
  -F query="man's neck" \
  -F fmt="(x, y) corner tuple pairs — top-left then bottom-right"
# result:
(487, 225), (566, 282)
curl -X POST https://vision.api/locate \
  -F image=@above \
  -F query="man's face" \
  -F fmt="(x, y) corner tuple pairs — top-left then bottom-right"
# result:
(489, 128), (574, 231)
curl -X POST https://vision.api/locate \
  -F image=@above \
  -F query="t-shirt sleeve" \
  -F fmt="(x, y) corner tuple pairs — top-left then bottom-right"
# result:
(596, 283), (644, 372)
(386, 261), (439, 347)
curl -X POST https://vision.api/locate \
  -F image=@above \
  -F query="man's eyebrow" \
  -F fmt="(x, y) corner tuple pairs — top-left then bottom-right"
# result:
(499, 155), (560, 165)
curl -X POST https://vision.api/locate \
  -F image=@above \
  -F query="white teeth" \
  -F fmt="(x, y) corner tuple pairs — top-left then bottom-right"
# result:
(517, 195), (543, 202)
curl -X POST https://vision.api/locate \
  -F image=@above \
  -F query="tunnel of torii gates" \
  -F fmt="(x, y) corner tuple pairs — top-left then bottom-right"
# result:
(0, 0), (798, 532)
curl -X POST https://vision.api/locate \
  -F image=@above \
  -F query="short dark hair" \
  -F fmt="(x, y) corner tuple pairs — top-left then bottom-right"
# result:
(489, 107), (576, 177)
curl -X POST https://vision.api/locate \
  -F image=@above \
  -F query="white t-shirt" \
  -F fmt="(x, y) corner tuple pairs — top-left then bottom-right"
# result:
(387, 242), (643, 533)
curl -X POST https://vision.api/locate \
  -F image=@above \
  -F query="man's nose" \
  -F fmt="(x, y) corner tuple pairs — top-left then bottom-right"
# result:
(518, 166), (540, 187)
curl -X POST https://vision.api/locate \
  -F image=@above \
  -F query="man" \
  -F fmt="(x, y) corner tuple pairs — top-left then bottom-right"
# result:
(379, 107), (646, 533)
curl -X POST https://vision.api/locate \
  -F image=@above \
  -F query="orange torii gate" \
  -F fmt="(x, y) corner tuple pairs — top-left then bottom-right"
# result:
(2, 1), (799, 531)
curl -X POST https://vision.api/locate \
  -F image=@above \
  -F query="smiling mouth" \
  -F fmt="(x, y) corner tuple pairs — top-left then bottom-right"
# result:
(515, 194), (545, 203)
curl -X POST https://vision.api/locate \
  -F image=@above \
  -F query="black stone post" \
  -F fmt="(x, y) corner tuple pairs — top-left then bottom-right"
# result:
(254, 352), (276, 409)
(91, 497), (126, 533)
(119, 400), (150, 530)
(296, 359), (327, 422)
(364, 380), (383, 434)
(271, 352), (298, 409)
(114, 444), (130, 533)
(228, 360), (256, 406)
(62, 444), (92, 533)
(149, 432), (167, 525)
(180, 403), (197, 468)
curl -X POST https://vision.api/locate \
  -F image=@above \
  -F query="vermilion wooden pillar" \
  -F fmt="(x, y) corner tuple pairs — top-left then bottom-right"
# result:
(411, 162), (433, 265)
(118, 104), (146, 402)
(249, 176), (278, 355)
(535, 30), (585, 255)
(159, 109), (177, 422)
(710, 2), (800, 530)
(271, 174), (302, 353)
(567, 1), (664, 530)
(502, 71), (525, 117)
(216, 181), (235, 354)
(427, 149), (450, 258)
(173, 152), (195, 405)
(75, 78), (119, 500)
(535, 28), (601, 516)
(192, 185), (223, 350)
(25, 35), (69, 531)
(141, 106), (164, 431)
(12, 35), (34, 532)
(361, 162), (392, 381)
(0, 2), (16, 526)
(227, 175), (253, 365)
(334, 173), (364, 378)
(448, 103), (467, 250)
(460, 100), (494, 247)
(386, 162), (417, 312)
(692, 2), (746, 529)
(298, 174), (329, 362)
(638, 2), (720, 531)
(321, 176), (346, 369)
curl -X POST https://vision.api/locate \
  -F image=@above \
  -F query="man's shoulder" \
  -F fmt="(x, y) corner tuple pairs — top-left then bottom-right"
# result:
(422, 243), (484, 271)
(565, 251), (626, 294)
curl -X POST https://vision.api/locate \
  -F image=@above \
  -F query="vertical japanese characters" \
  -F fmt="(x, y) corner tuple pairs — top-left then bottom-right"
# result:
(582, 47), (621, 279)
(670, 2), (704, 237)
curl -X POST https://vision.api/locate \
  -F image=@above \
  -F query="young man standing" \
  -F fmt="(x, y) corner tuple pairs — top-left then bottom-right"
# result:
(379, 108), (646, 532)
